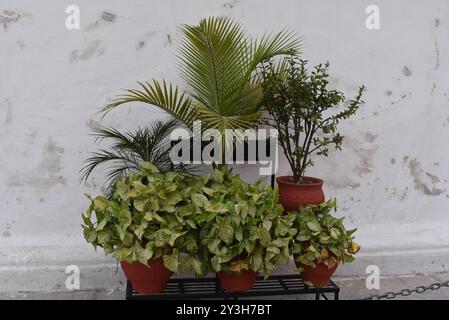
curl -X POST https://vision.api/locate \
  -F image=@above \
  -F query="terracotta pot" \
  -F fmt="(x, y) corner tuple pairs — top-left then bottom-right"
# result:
(121, 257), (173, 293)
(276, 176), (325, 212)
(295, 260), (338, 287)
(218, 270), (258, 292)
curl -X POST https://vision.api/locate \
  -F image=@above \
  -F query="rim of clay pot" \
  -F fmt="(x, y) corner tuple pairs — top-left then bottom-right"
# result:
(218, 269), (258, 276)
(276, 175), (323, 187)
(120, 256), (168, 269)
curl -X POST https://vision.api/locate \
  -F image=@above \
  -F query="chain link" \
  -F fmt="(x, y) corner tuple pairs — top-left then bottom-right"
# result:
(362, 280), (449, 300)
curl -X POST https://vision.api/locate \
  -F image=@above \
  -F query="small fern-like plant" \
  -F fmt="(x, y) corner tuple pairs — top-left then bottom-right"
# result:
(81, 119), (193, 195)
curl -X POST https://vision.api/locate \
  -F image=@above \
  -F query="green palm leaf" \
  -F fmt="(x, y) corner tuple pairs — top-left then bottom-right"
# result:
(102, 80), (196, 127)
(81, 119), (194, 195)
(100, 17), (301, 162)
(178, 17), (301, 128)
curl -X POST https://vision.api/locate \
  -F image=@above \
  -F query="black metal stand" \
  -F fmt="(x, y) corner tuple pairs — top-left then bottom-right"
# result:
(125, 274), (339, 300)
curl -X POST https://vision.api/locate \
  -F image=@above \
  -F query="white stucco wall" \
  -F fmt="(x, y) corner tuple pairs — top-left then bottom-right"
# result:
(1, 0), (448, 293)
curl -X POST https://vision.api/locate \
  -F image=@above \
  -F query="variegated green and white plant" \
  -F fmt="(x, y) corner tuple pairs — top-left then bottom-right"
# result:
(82, 162), (208, 276)
(82, 163), (298, 278)
(289, 199), (361, 270)
(197, 165), (296, 278)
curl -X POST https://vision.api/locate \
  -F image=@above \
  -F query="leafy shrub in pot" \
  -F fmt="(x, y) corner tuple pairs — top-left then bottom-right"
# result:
(102, 17), (301, 161)
(82, 162), (207, 293)
(260, 58), (365, 210)
(289, 199), (360, 287)
(197, 166), (296, 292)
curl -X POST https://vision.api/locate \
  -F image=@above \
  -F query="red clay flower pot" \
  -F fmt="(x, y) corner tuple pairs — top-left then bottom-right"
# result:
(218, 270), (258, 292)
(121, 257), (173, 293)
(295, 260), (338, 287)
(276, 176), (325, 212)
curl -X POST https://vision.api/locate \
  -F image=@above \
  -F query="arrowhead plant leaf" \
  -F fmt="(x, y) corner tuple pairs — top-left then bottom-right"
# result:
(289, 199), (360, 269)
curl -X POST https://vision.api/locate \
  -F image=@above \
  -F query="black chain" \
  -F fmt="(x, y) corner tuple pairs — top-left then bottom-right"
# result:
(362, 280), (449, 300)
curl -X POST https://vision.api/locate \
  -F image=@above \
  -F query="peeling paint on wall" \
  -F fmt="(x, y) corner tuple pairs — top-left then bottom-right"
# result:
(101, 11), (117, 23)
(389, 93), (410, 105)
(434, 38), (440, 70)
(434, 18), (440, 27)
(1, 99), (13, 126)
(164, 33), (173, 47)
(407, 158), (444, 196)
(85, 11), (118, 31)
(0, 10), (22, 30)
(327, 178), (360, 189)
(136, 31), (157, 51)
(136, 40), (146, 50)
(430, 83), (436, 95)
(354, 147), (377, 176)
(223, 0), (240, 9)
(426, 172), (440, 184)
(6, 138), (67, 190)
(352, 133), (378, 177)
(86, 119), (101, 129)
(17, 40), (25, 49)
(402, 66), (412, 77)
(363, 132), (377, 143)
(2, 224), (12, 237)
(2, 230), (11, 237)
(390, 186), (409, 201)
(70, 40), (104, 62)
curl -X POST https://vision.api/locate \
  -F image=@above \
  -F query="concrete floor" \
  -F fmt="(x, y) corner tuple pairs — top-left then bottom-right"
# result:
(1, 273), (448, 300)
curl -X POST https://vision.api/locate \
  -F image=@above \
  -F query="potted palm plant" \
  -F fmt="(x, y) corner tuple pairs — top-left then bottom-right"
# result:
(81, 119), (194, 196)
(289, 199), (360, 287)
(260, 58), (365, 211)
(82, 162), (207, 293)
(101, 17), (301, 161)
(198, 166), (295, 292)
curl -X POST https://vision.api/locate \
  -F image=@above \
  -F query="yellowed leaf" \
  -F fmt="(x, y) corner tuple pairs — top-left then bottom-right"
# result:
(320, 248), (329, 259)
(229, 260), (249, 273)
(348, 242), (361, 254)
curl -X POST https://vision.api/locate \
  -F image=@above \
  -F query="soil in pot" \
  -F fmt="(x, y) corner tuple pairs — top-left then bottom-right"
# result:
(276, 176), (325, 212)
(295, 259), (338, 287)
(218, 270), (258, 292)
(121, 257), (173, 293)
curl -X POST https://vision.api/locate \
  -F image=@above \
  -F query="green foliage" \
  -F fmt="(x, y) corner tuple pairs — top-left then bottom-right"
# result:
(102, 17), (301, 157)
(81, 119), (194, 196)
(198, 165), (296, 278)
(260, 57), (365, 182)
(82, 162), (208, 276)
(82, 163), (297, 278)
(289, 199), (360, 271)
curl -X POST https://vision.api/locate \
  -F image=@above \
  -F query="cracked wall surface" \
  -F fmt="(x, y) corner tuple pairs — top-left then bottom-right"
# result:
(0, 0), (449, 292)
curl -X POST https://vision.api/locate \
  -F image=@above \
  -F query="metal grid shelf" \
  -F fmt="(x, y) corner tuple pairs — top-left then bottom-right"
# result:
(125, 274), (339, 300)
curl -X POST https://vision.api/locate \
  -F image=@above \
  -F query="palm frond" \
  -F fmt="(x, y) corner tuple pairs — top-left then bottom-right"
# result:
(80, 148), (140, 185)
(177, 17), (301, 133)
(98, 17), (302, 163)
(246, 29), (301, 77)
(178, 17), (248, 115)
(101, 80), (196, 127)
(81, 119), (195, 195)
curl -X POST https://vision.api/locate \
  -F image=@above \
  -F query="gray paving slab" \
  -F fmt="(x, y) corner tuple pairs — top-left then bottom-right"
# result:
(1, 273), (448, 300)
